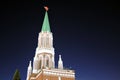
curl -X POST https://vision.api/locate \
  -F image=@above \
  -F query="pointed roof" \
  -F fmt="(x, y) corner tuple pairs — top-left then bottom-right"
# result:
(59, 55), (63, 62)
(41, 9), (51, 32)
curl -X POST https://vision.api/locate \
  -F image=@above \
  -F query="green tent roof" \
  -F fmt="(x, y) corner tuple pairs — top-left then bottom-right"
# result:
(41, 11), (51, 32)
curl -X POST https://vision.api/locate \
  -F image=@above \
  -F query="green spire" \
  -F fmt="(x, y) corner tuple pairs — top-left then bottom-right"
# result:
(41, 11), (51, 32)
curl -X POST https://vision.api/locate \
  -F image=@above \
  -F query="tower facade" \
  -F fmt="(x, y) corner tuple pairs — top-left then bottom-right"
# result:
(26, 8), (75, 80)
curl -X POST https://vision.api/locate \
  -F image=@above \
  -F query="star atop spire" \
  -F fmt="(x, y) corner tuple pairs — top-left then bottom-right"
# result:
(41, 6), (51, 32)
(44, 6), (49, 11)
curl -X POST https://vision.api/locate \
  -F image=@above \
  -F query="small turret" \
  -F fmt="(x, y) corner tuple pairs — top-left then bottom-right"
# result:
(26, 61), (32, 80)
(58, 55), (63, 69)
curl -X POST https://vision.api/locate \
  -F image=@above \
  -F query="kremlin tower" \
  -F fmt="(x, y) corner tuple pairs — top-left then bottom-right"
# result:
(26, 7), (75, 80)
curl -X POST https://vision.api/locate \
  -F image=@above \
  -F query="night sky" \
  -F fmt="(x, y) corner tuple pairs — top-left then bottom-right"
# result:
(0, 0), (120, 80)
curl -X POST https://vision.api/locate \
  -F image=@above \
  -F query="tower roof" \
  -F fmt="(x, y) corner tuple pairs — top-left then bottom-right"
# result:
(41, 8), (51, 32)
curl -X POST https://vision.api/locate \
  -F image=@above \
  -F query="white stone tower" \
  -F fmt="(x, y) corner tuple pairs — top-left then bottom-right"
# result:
(26, 7), (75, 80)
(32, 9), (55, 73)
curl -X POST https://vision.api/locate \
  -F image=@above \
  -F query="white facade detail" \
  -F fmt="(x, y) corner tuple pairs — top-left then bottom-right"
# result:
(33, 56), (39, 73)
(32, 31), (55, 73)
(43, 69), (75, 78)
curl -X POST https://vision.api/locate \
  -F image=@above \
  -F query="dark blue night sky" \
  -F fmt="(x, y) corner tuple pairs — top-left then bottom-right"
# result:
(0, 0), (120, 80)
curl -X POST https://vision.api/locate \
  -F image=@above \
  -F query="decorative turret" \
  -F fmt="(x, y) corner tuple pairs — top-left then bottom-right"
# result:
(58, 55), (63, 69)
(26, 61), (32, 80)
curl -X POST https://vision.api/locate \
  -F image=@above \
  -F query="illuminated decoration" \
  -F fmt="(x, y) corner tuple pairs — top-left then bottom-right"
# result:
(26, 7), (75, 80)
(44, 6), (49, 11)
